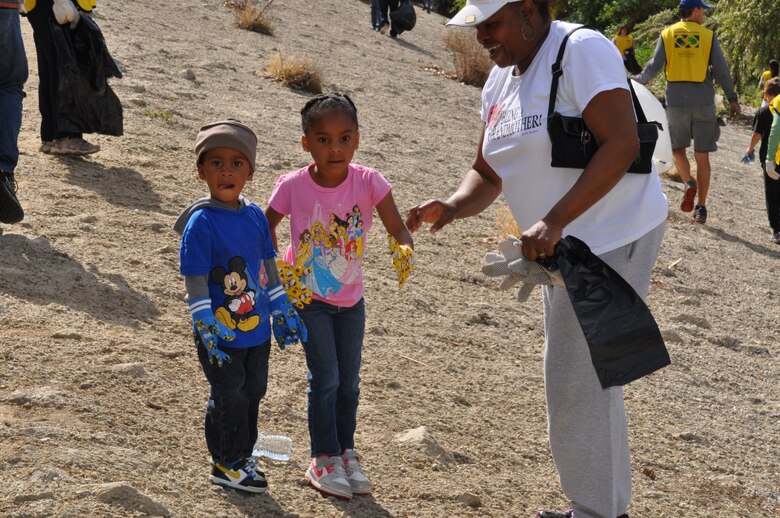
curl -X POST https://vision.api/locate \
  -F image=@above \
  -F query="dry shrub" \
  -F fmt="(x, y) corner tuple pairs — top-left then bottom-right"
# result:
(496, 205), (522, 239)
(443, 28), (493, 87)
(233, 0), (274, 35)
(265, 53), (322, 94)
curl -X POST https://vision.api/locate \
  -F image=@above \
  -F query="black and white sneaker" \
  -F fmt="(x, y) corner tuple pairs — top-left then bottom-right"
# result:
(209, 459), (268, 493)
(0, 170), (23, 224)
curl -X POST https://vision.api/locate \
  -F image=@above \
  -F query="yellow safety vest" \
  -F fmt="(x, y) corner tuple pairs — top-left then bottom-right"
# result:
(662, 21), (713, 83)
(614, 35), (633, 56)
(23, 0), (95, 13)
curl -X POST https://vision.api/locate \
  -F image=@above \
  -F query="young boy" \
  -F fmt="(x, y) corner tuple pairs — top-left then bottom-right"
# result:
(174, 119), (306, 493)
(744, 78), (780, 243)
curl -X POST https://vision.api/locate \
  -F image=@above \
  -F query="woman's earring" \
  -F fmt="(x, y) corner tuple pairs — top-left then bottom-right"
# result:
(521, 19), (535, 41)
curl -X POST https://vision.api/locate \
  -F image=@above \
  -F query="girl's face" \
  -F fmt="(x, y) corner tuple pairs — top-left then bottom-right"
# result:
(302, 111), (360, 180)
(197, 147), (253, 208)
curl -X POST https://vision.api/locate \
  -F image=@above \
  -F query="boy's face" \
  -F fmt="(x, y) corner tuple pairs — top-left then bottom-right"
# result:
(301, 111), (360, 179)
(197, 147), (253, 208)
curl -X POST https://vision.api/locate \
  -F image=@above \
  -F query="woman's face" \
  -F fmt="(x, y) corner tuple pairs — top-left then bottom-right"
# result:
(619, 27), (628, 36)
(475, 2), (535, 70)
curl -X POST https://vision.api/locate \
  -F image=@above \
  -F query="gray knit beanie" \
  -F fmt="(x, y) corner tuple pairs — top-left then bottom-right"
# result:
(194, 119), (257, 171)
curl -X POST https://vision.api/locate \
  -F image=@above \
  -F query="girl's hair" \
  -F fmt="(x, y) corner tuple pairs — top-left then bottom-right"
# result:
(617, 25), (630, 35)
(300, 93), (359, 133)
(770, 60), (779, 78)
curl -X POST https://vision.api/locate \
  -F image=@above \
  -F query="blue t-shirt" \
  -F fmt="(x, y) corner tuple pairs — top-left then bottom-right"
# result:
(180, 203), (276, 348)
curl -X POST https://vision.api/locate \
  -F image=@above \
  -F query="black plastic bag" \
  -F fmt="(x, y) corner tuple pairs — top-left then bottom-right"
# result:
(553, 236), (670, 388)
(390, 0), (416, 35)
(623, 49), (643, 75)
(51, 14), (123, 136)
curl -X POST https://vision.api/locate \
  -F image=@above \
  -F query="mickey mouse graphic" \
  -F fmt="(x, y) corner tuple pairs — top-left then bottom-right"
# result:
(211, 256), (260, 332)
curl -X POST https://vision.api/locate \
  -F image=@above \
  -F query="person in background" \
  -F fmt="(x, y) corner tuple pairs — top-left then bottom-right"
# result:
(758, 59), (778, 108)
(765, 80), (780, 244)
(612, 25), (641, 75)
(374, 0), (398, 35)
(24, 0), (101, 156)
(0, 0), (27, 224)
(422, 0), (432, 14)
(407, 1), (667, 516)
(744, 78), (780, 243)
(266, 93), (414, 500)
(633, 0), (739, 225)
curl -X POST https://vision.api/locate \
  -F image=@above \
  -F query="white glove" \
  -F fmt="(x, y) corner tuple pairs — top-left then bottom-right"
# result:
(482, 235), (564, 302)
(766, 162), (780, 181)
(53, 0), (79, 28)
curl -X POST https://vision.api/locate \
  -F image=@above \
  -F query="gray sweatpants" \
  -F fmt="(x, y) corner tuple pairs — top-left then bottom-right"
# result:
(542, 222), (665, 518)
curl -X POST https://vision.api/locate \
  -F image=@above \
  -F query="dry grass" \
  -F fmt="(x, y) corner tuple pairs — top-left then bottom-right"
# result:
(495, 205), (522, 239)
(443, 28), (493, 87)
(265, 53), (323, 94)
(230, 0), (274, 35)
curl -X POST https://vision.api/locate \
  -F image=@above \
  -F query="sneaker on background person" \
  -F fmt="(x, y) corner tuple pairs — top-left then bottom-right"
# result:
(536, 511), (629, 518)
(341, 449), (372, 495)
(305, 455), (353, 499)
(0, 170), (24, 224)
(39, 141), (52, 154)
(50, 137), (100, 156)
(680, 179), (697, 212)
(693, 204), (707, 224)
(771, 231), (780, 244)
(209, 458), (268, 494)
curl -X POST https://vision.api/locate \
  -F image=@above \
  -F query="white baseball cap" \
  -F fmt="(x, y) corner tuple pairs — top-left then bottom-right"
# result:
(447, 0), (522, 27)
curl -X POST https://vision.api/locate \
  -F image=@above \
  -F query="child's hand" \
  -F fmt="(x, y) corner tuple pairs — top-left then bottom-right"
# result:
(740, 151), (755, 164)
(269, 286), (308, 349)
(388, 235), (414, 289)
(276, 260), (313, 309)
(189, 297), (234, 367)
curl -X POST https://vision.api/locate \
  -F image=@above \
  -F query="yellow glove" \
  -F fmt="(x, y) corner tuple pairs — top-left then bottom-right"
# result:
(275, 260), (313, 309)
(388, 235), (414, 289)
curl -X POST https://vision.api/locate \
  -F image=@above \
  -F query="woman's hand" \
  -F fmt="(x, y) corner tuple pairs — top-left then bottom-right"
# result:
(406, 200), (456, 234)
(521, 219), (563, 260)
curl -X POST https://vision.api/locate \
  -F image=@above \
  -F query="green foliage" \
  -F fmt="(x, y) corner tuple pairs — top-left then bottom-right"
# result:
(437, 0), (466, 17)
(711, 0), (780, 95)
(558, 0), (677, 31)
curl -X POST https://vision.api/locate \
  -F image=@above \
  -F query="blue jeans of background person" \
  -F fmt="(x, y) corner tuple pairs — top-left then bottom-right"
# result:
(301, 298), (365, 457)
(196, 335), (271, 467)
(0, 8), (28, 173)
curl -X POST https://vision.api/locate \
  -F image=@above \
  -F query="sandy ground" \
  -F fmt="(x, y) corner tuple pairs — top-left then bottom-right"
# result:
(1, 1), (778, 516)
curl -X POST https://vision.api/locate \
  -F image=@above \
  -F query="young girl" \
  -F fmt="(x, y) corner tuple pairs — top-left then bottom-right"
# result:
(265, 93), (413, 499)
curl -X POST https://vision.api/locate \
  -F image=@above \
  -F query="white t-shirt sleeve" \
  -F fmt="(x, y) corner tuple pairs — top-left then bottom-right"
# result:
(558, 31), (629, 117)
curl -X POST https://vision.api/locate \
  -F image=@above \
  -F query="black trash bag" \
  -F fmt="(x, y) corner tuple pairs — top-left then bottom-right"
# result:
(390, 0), (416, 35)
(50, 13), (123, 136)
(552, 235), (670, 388)
(623, 49), (643, 75)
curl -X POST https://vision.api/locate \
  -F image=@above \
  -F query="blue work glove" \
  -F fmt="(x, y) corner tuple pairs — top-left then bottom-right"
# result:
(189, 297), (234, 367)
(268, 285), (307, 350)
(740, 151), (755, 164)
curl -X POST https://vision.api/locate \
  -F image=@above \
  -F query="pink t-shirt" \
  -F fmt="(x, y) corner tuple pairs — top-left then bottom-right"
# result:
(268, 163), (392, 307)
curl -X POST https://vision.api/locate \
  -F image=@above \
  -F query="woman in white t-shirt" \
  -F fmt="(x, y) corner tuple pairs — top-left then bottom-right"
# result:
(406, 1), (668, 517)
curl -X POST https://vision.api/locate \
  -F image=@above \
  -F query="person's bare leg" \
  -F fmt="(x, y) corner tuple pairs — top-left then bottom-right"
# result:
(672, 148), (691, 183)
(693, 152), (711, 206)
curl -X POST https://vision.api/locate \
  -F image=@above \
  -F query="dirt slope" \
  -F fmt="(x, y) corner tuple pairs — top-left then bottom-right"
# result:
(1, 1), (778, 516)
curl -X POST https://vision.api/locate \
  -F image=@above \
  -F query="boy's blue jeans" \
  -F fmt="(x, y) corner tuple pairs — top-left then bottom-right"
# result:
(0, 9), (28, 173)
(196, 335), (271, 467)
(301, 298), (365, 457)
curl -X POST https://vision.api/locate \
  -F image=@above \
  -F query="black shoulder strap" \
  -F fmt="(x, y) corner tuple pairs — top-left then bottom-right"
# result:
(547, 25), (593, 118)
(547, 25), (650, 125)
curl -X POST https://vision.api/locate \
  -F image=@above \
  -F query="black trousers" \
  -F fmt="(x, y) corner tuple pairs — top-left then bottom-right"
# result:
(762, 162), (780, 233)
(26, 0), (81, 142)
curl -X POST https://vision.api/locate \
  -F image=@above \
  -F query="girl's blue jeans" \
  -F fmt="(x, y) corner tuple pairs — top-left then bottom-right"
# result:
(301, 298), (365, 457)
